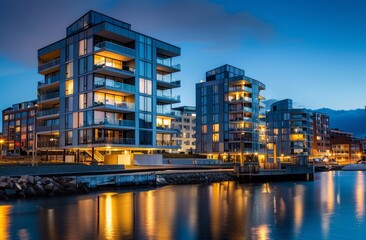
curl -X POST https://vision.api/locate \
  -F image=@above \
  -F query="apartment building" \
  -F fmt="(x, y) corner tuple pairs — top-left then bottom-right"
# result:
(266, 99), (313, 163)
(312, 112), (330, 158)
(196, 65), (266, 163)
(37, 11), (181, 163)
(330, 129), (363, 164)
(1, 100), (37, 156)
(171, 106), (196, 153)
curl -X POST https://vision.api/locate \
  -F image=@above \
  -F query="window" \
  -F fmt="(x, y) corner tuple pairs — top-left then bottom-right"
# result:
(139, 78), (152, 95)
(66, 62), (73, 78)
(213, 124), (219, 132)
(65, 131), (73, 145)
(140, 130), (152, 145)
(66, 80), (74, 95)
(139, 96), (152, 112)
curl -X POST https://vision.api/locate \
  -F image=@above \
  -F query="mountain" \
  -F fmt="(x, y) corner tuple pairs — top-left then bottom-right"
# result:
(263, 99), (366, 137)
(316, 108), (365, 137)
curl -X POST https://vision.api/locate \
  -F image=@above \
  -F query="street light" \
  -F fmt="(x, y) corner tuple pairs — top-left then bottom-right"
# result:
(0, 139), (4, 160)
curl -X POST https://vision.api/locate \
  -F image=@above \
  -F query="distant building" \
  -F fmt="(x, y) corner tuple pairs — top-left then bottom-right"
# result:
(266, 99), (313, 163)
(2, 100), (37, 156)
(330, 129), (363, 164)
(312, 112), (330, 158)
(196, 64), (266, 163)
(36, 10), (181, 163)
(171, 106), (196, 153)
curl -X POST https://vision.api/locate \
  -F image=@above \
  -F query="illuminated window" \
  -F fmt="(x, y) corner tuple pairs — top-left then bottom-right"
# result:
(213, 133), (219, 142)
(213, 124), (219, 132)
(202, 125), (207, 133)
(290, 134), (305, 141)
(65, 80), (74, 95)
(66, 62), (73, 78)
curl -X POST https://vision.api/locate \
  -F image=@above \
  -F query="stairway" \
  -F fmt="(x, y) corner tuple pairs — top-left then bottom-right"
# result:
(85, 149), (104, 162)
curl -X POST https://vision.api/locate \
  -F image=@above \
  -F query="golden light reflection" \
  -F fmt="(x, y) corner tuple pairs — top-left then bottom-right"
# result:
(252, 224), (271, 240)
(355, 171), (365, 220)
(319, 172), (335, 237)
(0, 205), (12, 240)
(293, 185), (304, 235)
(261, 183), (271, 193)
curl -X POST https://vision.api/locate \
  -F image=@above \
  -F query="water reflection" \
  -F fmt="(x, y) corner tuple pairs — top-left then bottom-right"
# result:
(2, 172), (366, 239)
(0, 205), (12, 240)
(355, 171), (364, 221)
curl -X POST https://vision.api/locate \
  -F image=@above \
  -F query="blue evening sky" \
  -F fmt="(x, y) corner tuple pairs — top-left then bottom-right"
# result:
(1, 0), (366, 115)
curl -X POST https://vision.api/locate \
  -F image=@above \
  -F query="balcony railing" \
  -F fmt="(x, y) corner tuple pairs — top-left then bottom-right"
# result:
(157, 91), (180, 101)
(157, 125), (177, 131)
(157, 74), (181, 85)
(38, 92), (60, 101)
(94, 41), (135, 57)
(93, 101), (135, 111)
(37, 108), (59, 117)
(229, 117), (252, 122)
(37, 140), (59, 148)
(94, 56), (135, 75)
(229, 106), (252, 112)
(157, 109), (180, 116)
(94, 118), (135, 127)
(229, 96), (252, 102)
(38, 58), (60, 72)
(38, 74), (60, 86)
(228, 86), (252, 93)
(157, 57), (181, 70)
(37, 124), (60, 132)
(94, 137), (135, 145)
(156, 140), (178, 146)
(94, 79), (136, 93)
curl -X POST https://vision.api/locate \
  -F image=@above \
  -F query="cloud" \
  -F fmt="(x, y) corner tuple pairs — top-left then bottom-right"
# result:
(0, 0), (273, 66)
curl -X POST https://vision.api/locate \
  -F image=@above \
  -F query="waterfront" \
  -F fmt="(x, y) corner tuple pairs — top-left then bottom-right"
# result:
(1, 171), (366, 239)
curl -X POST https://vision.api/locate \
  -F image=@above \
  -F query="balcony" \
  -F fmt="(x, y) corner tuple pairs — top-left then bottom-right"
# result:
(38, 58), (60, 75)
(157, 91), (180, 104)
(38, 74), (60, 88)
(229, 117), (252, 122)
(94, 79), (136, 95)
(38, 92), (60, 103)
(37, 140), (59, 148)
(157, 109), (180, 117)
(259, 101), (266, 108)
(156, 140), (178, 146)
(94, 41), (135, 61)
(228, 86), (252, 93)
(37, 108), (60, 118)
(93, 118), (135, 128)
(94, 56), (135, 78)
(37, 124), (60, 133)
(156, 125), (178, 132)
(228, 96), (252, 103)
(94, 137), (135, 145)
(156, 73), (181, 89)
(93, 101), (135, 112)
(229, 106), (252, 113)
(156, 57), (180, 73)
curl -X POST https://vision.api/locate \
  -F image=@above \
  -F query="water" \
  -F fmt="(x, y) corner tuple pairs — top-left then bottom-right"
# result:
(1, 171), (366, 240)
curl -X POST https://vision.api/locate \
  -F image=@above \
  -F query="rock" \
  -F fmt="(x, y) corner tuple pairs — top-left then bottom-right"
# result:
(21, 183), (28, 190)
(0, 190), (8, 200)
(65, 187), (76, 194)
(34, 176), (41, 182)
(18, 176), (29, 184)
(52, 186), (63, 196)
(26, 187), (37, 197)
(44, 183), (54, 191)
(28, 176), (35, 185)
(33, 184), (46, 197)
(66, 180), (77, 189)
(14, 183), (22, 191)
(156, 176), (168, 185)
(0, 182), (8, 189)
(0, 176), (7, 182)
(4, 189), (17, 198)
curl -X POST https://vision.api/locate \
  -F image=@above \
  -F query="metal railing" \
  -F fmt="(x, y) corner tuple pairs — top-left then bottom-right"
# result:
(37, 108), (60, 117)
(38, 92), (60, 101)
(94, 138), (135, 145)
(157, 57), (181, 70)
(157, 91), (180, 101)
(38, 58), (60, 72)
(94, 41), (135, 57)
(93, 118), (135, 127)
(94, 79), (136, 93)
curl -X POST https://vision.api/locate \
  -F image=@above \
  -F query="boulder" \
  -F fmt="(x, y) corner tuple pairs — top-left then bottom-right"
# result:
(44, 183), (54, 191)
(33, 184), (46, 197)
(27, 176), (35, 185)
(14, 183), (22, 191)
(4, 189), (17, 198)
(0, 182), (8, 189)
(66, 180), (77, 189)
(26, 187), (37, 197)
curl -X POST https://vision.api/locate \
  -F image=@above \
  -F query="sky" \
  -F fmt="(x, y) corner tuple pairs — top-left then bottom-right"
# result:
(1, 0), (366, 115)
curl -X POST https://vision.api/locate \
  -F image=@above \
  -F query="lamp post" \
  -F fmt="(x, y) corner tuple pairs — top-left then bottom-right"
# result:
(0, 139), (4, 160)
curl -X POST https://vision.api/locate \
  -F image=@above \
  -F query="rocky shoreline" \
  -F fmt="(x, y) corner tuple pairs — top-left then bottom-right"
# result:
(0, 172), (235, 200)
(0, 175), (89, 200)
